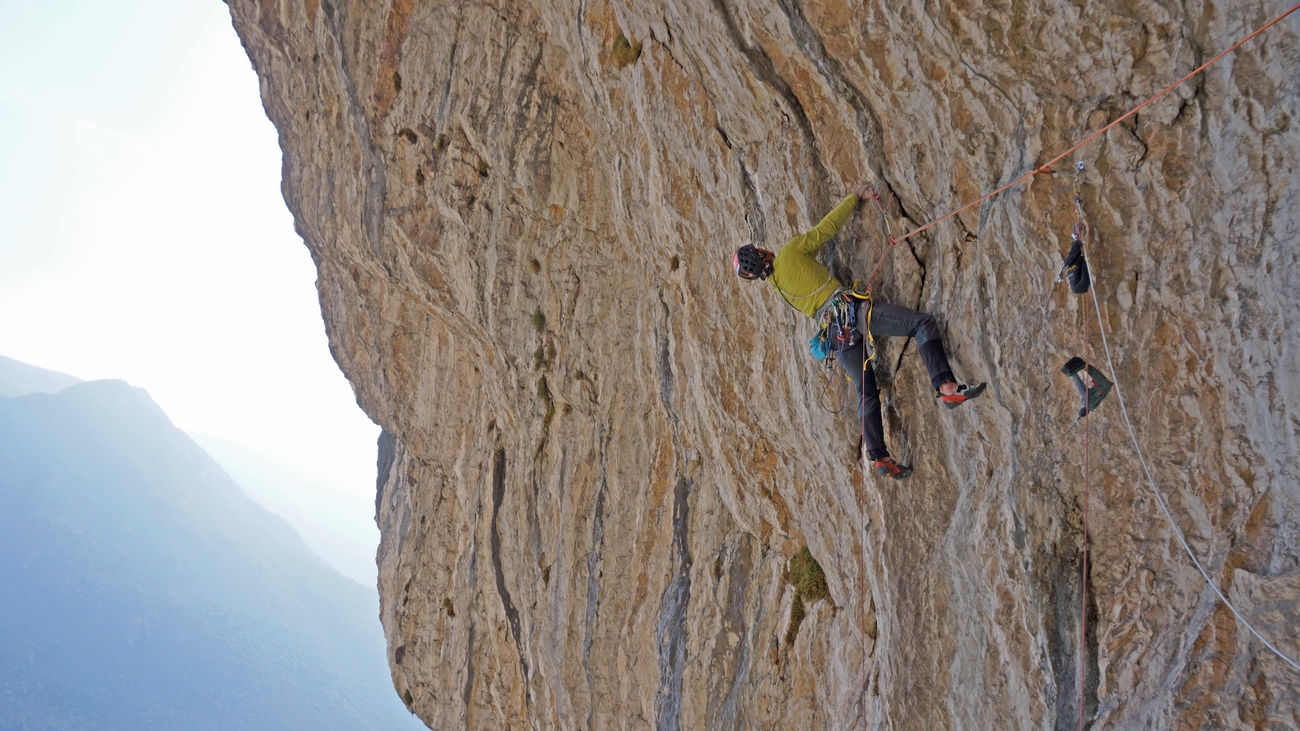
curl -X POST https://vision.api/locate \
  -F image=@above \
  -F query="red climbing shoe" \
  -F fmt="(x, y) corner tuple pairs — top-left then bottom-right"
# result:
(874, 457), (913, 480)
(939, 382), (987, 409)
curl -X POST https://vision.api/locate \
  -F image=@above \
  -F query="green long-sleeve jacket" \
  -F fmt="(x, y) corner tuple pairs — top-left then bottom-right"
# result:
(768, 194), (859, 317)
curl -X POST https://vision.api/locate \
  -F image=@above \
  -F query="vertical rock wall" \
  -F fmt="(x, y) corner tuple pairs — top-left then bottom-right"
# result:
(228, 0), (1300, 727)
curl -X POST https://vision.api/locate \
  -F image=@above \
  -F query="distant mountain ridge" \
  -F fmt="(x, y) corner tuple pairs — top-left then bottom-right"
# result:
(188, 433), (380, 586)
(0, 378), (424, 729)
(0, 355), (380, 587)
(0, 355), (82, 397)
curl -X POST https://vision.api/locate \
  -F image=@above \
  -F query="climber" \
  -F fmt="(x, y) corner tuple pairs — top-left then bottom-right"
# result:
(732, 185), (986, 479)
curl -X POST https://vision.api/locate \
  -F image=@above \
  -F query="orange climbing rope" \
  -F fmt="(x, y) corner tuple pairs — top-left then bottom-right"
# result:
(862, 1), (1300, 290)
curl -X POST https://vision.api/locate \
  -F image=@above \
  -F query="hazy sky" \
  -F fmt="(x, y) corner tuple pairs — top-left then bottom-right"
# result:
(0, 0), (380, 497)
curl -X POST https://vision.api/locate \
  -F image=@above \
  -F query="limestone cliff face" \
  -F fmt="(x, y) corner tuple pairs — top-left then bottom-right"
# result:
(228, 0), (1300, 727)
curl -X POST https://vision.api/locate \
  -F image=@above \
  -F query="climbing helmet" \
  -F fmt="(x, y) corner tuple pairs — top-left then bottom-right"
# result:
(733, 244), (775, 280)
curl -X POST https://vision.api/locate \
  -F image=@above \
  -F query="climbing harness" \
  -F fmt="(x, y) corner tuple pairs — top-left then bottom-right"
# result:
(809, 287), (873, 361)
(811, 286), (875, 415)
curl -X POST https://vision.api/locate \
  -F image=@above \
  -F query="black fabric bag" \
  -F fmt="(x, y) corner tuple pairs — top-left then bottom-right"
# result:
(1062, 239), (1091, 294)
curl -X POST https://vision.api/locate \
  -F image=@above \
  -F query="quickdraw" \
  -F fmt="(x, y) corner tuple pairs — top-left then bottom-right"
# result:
(1056, 162), (1092, 294)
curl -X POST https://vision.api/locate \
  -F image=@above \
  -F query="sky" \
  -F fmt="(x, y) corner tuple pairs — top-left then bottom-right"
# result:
(0, 0), (380, 498)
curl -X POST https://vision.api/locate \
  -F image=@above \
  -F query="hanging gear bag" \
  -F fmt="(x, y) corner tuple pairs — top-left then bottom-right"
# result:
(1061, 356), (1112, 419)
(1060, 225), (1091, 294)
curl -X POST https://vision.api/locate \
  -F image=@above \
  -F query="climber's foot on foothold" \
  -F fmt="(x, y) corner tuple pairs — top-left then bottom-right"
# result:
(874, 457), (912, 480)
(940, 382), (987, 409)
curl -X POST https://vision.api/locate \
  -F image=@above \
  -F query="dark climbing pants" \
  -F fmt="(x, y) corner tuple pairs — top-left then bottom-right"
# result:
(835, 301), (956, 460)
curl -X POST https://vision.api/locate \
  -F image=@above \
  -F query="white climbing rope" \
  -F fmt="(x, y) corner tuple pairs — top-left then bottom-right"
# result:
(1087, 278), (1300, 673)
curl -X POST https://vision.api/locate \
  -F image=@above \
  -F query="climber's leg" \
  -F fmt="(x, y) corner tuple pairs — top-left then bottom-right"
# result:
(836, 340), (888, 460)
(859, 301), (988, 407)
(858, 301), (956, 390)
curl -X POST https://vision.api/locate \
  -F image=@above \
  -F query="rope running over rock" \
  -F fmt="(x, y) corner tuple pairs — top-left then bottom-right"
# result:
(862, 1), (1300, 290)
(1086, 280), (1300, 673)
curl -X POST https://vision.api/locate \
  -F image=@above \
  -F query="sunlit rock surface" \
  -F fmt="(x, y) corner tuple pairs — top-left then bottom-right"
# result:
(228, 0), (1300, 727)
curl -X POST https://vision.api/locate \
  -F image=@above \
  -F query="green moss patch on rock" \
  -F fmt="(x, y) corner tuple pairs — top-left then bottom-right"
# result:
(788, 547), (829, 602)
(610, 30), (642, 68)
(783, 547), (830, 644)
